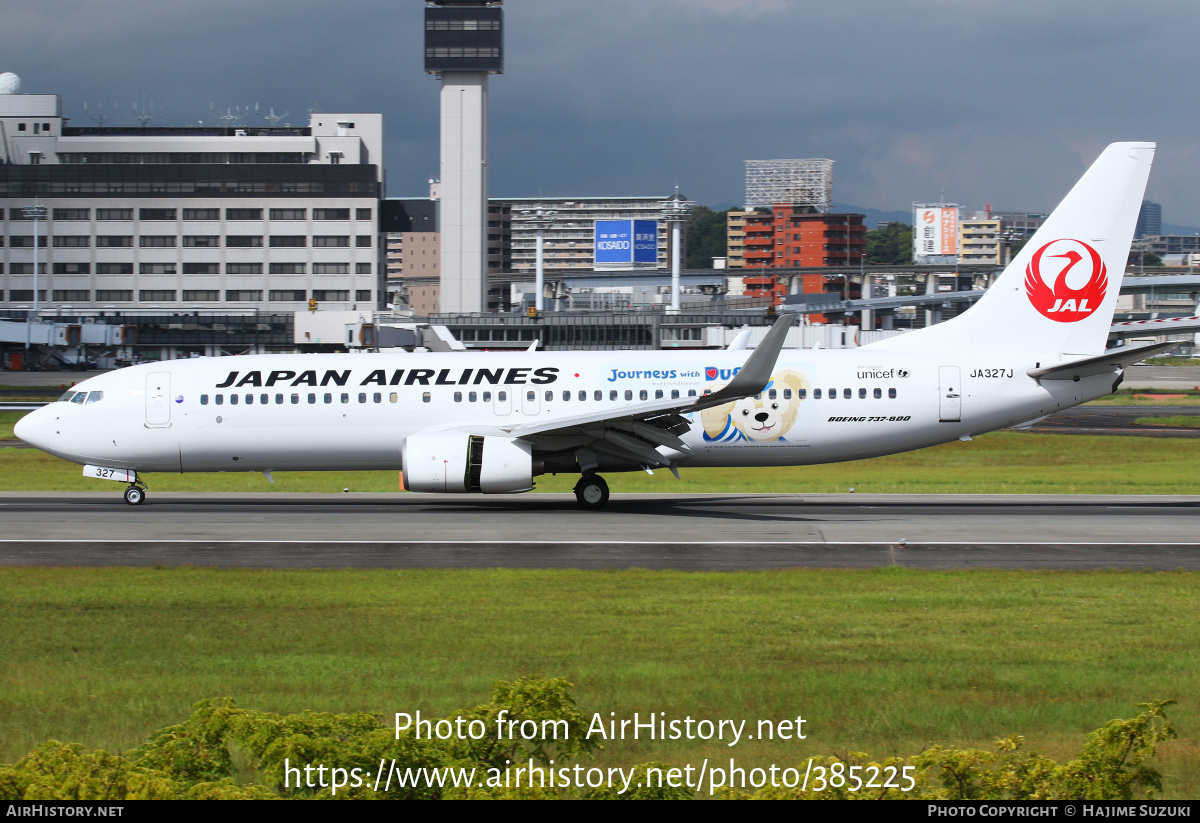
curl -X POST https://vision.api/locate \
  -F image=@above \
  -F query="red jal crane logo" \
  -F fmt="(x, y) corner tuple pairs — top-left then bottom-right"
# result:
(1024, 239), (1108, 323)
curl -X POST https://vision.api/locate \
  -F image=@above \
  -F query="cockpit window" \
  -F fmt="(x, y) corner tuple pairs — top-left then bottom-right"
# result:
(70, 393), (86, 405)
(59, 391), (77, 402)
(85, 391), (103, 404)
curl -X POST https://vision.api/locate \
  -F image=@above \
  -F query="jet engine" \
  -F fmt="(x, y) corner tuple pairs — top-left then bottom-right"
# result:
(401, 431), (534, 494)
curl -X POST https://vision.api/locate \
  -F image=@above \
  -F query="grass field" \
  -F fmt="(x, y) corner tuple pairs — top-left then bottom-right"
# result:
(0, 567), (1195, 796)
(2, 398), (1198, 796)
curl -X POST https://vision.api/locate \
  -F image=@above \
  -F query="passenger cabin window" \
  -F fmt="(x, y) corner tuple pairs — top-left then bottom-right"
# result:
(389, 393), (398, 403)
(625, 390), (633, 401)
(455, 392), (464, 403)
(563, 390), (570, 401)
(545, 390), (553, 401)
(230, 395), (239, 406)
(373, 393), (382, 403)
(859, 388), (867, 399)
(768, 389), (777, 400)
(844, 388), (852, 399)
(814, 389), (822, 399)
(889, 388), (897, 399)
(640, 390), (648, 400)
(423, 392), (432, 403)
(874, 388), (882, 399)
(309, 394), (317, 404)
(610, 390), (617, 401)
(483, 392), (492, 402)
(216, 395), (224, 405)
(245, 394), (253, 405)
(671, 389), (679, 399)
(470, 392), (478, 403)
(784, 389), (793, 400)
(579, 390), (586, 401)
(200, 395), (209, 406)
(324, 393), (332, 404)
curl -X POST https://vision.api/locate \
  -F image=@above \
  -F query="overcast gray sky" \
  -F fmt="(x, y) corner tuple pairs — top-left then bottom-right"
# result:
(7, 0), (1200, 225)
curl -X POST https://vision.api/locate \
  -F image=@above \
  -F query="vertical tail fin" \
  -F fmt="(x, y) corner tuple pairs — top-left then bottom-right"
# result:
(870, 142), (1155, 355)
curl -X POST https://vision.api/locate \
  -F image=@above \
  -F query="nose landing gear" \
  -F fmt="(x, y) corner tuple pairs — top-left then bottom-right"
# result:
(573, 473), (609, 510)
(123, 482), (147, 506)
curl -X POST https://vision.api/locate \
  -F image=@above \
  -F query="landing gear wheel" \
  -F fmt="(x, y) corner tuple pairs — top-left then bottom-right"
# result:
(123, 485), (146, 506)
(574, 474), (609, 510)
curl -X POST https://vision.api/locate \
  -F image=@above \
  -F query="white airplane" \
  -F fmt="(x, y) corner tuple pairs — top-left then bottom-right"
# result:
(16, 142), (1164, 509)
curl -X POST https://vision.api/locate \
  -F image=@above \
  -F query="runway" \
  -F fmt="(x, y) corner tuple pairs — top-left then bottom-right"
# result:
(1, 492), (1198, 570)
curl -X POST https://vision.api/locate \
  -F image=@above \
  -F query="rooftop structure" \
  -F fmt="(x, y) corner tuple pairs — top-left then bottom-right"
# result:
(744, 158), (833, 212)
(0, 81), (385, 320)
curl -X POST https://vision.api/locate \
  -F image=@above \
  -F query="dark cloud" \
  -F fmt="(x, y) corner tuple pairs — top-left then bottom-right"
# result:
(6, 1), (1199, 224)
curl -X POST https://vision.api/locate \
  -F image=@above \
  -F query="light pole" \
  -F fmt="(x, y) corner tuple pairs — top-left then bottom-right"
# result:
(516, 208), (557, 313)
(661, 193), (695, 314)
(23, 204), (47, 352)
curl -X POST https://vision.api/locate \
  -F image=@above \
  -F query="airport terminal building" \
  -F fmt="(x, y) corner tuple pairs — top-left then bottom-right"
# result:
(0, 87), (385, 316)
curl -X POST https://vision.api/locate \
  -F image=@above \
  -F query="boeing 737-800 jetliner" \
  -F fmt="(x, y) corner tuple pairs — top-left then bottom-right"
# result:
(16, 143), (1164, 509)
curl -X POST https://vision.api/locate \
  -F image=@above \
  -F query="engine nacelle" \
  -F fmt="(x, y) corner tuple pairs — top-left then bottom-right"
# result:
(402, 431), (534, 494)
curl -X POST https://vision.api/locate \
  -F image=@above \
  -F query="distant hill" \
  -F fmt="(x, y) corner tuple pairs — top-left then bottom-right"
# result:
(1162, 223), (1200, 237)
(834, 203), (912, 229)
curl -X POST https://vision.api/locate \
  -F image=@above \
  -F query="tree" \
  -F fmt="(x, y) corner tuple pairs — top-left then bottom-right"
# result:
(685, 206), (730, 268)
(865, 222), (913, 265)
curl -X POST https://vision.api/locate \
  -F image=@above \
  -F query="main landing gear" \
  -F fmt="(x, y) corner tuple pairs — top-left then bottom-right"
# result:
(123, 481), (147, 506)
(573, 473), (609, 510)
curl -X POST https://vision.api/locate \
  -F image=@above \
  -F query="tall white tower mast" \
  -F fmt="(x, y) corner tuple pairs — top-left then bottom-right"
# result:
(427, 1), (504, 314)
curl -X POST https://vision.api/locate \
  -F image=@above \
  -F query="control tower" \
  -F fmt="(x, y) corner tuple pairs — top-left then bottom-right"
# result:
(426, 1), (504, 313)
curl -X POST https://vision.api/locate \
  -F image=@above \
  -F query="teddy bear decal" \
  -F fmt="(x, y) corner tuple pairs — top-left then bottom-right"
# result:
(699, 369), (811, 442)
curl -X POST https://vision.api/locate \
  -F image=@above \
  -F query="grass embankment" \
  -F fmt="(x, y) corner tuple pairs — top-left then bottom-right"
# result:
(0, 567), (1195, 796)
(0, 384), (75, 403)
(1136, 415), (1200, 428)
(5, 429), (1200, 495)
(0, 412), (21, 441)
(1087, 389), (1200, 406)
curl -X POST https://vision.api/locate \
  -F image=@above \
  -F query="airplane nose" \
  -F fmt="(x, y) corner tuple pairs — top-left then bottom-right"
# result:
(13, 407), (48, 451)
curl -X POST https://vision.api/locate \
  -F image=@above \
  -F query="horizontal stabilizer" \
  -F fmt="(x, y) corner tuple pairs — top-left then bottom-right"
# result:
(1027, 341), (1176, 381)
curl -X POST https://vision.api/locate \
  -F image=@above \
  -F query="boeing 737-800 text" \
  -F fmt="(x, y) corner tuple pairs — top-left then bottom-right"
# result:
(15, 142), (1163, 508)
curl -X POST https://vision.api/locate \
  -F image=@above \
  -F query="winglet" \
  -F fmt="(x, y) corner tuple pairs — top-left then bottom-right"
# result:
(726, 327), (752, 350)
(693, 312), (794, 409)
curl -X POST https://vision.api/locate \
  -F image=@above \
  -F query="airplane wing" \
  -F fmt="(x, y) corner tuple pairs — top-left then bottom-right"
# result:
(1027, 341), (1176, 381)
(492, 313), (796, 468)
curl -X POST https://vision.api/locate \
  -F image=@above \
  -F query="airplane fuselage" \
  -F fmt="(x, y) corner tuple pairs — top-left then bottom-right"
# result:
(21, 347), (1112, 477)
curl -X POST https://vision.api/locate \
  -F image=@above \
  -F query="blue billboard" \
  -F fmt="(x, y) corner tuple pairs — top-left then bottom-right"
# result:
(633, 220), (658, 265)
(595, 219), (658, 268)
